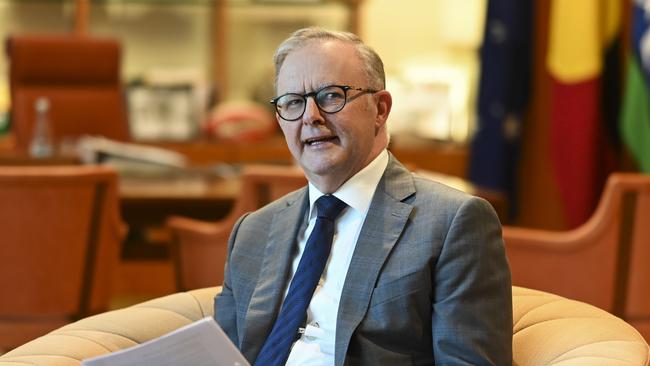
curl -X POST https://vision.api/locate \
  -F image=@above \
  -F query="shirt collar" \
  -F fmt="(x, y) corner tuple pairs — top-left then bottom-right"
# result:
(308, 149), (389, 218)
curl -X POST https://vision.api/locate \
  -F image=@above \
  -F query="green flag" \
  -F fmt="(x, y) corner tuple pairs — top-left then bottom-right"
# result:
(620, 56), (650, 173)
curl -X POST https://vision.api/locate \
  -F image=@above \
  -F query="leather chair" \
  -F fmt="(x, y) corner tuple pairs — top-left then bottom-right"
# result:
(504, 173), (650, 340)
(0, 286), (647, 365)
(625, 174), (650, 340)
(6, 34), (130, 151)
(0, 166), (126, 351)
(167, 164), (307, 291)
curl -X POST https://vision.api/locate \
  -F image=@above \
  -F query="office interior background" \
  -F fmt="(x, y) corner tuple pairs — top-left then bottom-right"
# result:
(2, 0), (648, 231)
(0, 0), (646, 228)
(0, 0), (649, 358)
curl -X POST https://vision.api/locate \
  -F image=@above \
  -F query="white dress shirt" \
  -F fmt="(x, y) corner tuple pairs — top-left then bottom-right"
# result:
(285, 149), (389, 366)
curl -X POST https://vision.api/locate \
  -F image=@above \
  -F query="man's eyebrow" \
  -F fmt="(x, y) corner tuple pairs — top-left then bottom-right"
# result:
(280, 82), (337, 95)
(301, 83), (337, 93)
(316, 82), (336, 90)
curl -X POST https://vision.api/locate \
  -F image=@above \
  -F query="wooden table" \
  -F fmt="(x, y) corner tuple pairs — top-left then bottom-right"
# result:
(118, 173), (240, 259)
(0, 151), (79, 165)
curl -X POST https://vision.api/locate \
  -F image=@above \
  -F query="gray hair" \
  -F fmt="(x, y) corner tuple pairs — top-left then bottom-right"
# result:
(273, 27), (385, 91)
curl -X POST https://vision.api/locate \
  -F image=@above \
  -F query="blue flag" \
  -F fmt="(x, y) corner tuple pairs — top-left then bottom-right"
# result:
(632, 0), (650, 85)
(620, 0), (650, 173)
(468, 0), (533, 219)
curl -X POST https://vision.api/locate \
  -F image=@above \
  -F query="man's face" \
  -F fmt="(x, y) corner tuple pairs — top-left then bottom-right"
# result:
(275, 40), (388, 192)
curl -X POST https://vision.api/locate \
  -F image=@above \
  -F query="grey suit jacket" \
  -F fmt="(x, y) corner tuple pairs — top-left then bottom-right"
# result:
(215, 155), (512, 365)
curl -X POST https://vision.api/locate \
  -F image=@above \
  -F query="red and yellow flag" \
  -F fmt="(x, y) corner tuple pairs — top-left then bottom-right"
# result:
(546, 0), (621, 228)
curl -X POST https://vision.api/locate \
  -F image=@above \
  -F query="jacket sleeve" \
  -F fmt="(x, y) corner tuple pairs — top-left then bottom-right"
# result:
(432, 196), (513, 365)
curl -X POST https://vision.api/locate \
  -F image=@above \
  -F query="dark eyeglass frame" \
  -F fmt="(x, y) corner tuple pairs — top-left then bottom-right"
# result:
(269, 84), (379, 121)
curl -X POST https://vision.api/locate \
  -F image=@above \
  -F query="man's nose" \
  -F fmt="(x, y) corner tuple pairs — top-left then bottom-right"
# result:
(302, 96), (324, 125)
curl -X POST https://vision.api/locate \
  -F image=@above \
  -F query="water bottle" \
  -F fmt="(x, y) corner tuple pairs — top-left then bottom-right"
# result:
(29, 97), (54, 158)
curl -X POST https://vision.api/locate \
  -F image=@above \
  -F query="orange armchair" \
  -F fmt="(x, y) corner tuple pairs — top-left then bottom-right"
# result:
(6, 34), (130, 151)
(0, 165), (126, 351)
(504, 173), (650, 340)
(167, 165), (307, 291)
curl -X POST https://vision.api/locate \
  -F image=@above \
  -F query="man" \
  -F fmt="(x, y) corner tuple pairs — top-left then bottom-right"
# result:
(215, 27), (512, 365)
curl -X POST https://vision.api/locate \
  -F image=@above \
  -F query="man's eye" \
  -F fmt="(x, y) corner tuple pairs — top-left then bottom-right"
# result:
(322, 92), (343, 100)
(280, 98), (303, 108)
(287, 99), (303, 107)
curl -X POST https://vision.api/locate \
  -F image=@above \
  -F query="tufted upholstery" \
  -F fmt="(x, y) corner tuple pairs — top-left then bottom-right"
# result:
(513, 287), (649, 365)
(0, 287), (648, 365)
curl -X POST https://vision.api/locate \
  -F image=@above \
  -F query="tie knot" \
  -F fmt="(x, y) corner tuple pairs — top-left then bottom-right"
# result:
(315, 195), (347, 221)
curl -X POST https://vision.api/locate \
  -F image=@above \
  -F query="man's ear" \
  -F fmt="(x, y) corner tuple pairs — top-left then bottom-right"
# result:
(374, 90), (392, 128)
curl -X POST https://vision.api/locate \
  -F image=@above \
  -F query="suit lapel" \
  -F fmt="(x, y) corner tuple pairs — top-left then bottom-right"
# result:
(335, 157), (415, 366)
(240, 188), (309, 360)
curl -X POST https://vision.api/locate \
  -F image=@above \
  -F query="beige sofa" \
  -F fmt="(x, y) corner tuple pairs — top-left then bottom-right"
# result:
(1, 286), (648, 365)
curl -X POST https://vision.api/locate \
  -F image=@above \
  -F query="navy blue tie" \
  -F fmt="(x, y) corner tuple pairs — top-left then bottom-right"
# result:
(254, 195), (347, 366)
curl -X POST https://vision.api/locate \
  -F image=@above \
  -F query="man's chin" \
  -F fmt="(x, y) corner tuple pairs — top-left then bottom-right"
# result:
(301, 160), (342, 179)
(302, 165), (336, 178)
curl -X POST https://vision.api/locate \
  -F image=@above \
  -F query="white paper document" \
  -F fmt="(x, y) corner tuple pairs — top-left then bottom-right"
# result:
(82, 317), (250, 366)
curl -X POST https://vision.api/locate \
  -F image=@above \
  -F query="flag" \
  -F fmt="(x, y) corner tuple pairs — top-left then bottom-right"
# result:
(546, 0), (621, 228)
(468, 0), (533, 219)
(620, 0), (650, 173)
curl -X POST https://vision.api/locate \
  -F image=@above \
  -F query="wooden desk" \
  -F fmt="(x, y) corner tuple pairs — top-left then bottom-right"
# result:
(0, 151), (79, 165)
(149, 137), (294, 165)
(119, 174), (239, 259)
(151, 136), (469, 179)
(2, 136), (469, 178)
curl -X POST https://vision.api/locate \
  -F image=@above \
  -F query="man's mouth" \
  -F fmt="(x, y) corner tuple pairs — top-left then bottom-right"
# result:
(304, 136), (338, 146)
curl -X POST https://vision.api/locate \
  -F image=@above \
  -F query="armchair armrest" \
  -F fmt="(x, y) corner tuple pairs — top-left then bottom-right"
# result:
(0, 287), (221, 364)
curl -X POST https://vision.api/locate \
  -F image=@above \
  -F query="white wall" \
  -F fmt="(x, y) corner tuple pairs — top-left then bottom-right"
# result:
(361, 0), (487, 142)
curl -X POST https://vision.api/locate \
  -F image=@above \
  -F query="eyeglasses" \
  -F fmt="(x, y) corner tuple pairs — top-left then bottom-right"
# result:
(270, 84), (379, 121)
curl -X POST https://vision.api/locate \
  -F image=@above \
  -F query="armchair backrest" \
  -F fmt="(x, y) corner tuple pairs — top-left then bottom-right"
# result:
(504, 173), (650, 340)
(233, 164), (307, 215)
(621, 174), (650, 339)
(0, 165), (125, 349)
(6, 34), (130, 151)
